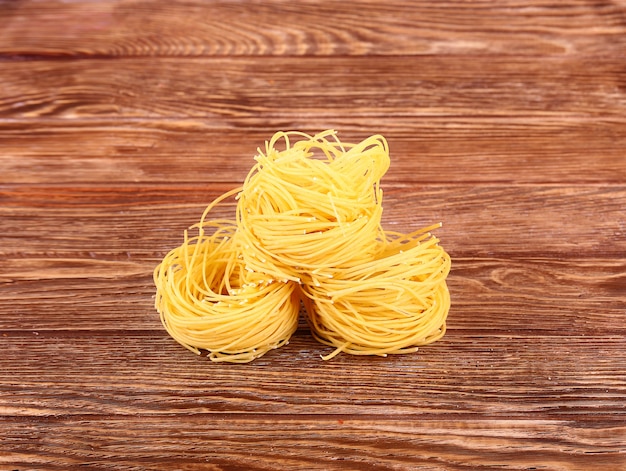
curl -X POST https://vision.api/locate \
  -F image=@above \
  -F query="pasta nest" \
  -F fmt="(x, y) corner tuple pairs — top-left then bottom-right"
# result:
(300, 227), (451, 360)
(154, 220), (300, 362)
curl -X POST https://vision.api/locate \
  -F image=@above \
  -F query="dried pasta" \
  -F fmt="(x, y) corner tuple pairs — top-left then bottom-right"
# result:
(154, 131), (451, 362)
(153, 188), (300, 362)
(235, 130), (389, 282)
(301, 224), (451, 360)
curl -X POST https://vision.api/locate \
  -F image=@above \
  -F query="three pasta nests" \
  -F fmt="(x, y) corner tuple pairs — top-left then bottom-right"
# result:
(154, 130), (451, 363)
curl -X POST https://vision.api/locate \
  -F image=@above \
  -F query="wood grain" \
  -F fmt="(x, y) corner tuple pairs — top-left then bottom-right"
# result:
(1, 119), (625, 184)
(3, 416), (623, 471)
(1, 0), (625, 469)
(2, 331), (625, 467)
(1, 0), (626, 57)
(2, 184), (625, 258)
(2, 331), (625, 416)
(2, 257), (625, 333)
(2, 56), (626, 120)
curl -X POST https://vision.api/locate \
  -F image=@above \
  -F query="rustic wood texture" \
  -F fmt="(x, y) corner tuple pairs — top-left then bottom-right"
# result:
(1, 1), (625, 470)
(2, 0), (626, 57)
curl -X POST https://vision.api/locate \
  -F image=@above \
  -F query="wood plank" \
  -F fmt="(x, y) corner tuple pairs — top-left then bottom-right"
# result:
(2, 184), (624, 258)
(1, 333), (624, 418)
(2, 414), (625, 470)
(1, 119), (625, 184)
(1, 0), (625, 57)
(2, 56), (625, 120)
(1, 257), (625, 334)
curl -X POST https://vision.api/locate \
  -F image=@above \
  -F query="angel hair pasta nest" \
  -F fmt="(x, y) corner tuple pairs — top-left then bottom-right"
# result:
(154, 130), (451, 362)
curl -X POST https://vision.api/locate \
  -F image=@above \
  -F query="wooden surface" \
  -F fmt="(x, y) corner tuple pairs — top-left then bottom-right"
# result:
(1, 0), (625, 469)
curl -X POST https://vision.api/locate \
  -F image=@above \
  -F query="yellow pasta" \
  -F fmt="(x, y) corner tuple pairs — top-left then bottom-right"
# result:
(154, 130), (451, 362)
(153, 189), (300, 362)
(235, 130), (390, 282)
(301, 224), (451, 360)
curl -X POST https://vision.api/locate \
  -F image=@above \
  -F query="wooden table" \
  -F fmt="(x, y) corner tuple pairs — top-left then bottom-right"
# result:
(1, 1), (625, 469)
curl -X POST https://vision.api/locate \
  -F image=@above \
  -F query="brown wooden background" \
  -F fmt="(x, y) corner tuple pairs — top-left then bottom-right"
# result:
(1, 1), (625, 469)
